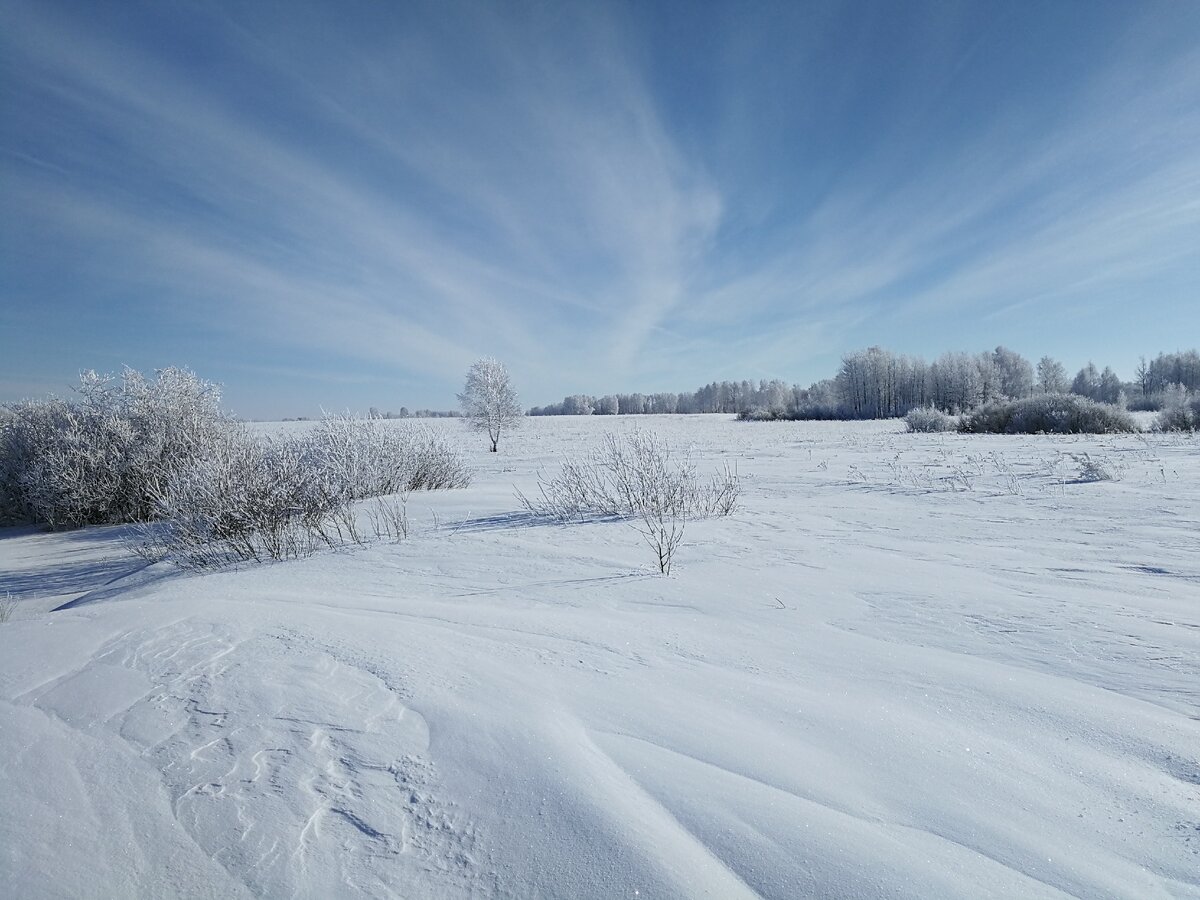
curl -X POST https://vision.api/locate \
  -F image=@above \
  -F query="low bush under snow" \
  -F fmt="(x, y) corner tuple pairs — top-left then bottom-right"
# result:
(957, 393), (1138, 435)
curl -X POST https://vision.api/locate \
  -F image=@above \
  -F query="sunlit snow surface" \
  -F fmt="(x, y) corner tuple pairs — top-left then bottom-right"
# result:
(2, 416), (1197, 899)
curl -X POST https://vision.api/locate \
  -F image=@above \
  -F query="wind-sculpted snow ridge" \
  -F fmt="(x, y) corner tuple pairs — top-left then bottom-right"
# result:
(2, 416), (1198, 898)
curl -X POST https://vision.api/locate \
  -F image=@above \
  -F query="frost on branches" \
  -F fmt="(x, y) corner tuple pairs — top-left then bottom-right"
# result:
(458, 358), (522, 452)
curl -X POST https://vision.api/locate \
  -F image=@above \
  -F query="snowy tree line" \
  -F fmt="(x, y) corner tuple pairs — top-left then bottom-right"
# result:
(529, 380), (797, 417)
(280, 408), (460, 422)
(529, 348), (1200, 421)
(1129, 351), (1200, 405)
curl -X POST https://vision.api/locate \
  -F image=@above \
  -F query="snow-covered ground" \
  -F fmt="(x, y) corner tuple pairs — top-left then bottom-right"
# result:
(1, 416), (1197, 899)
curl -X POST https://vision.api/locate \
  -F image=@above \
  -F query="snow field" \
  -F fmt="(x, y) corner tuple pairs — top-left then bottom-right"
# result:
(1, 415), (1197, 898)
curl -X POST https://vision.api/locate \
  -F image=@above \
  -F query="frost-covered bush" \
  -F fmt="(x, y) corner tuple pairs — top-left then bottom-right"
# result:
(1071, 453), (1118, 483)
(1153, 393), (1200, 432)
(518, 431), (740, 574)
(904, 407), (955, 433)
(134, 415), (470, 569)
(737, 401), (850, 421)
(294, 415), (470, 500)
(1, 373), (472, 535)
(1127, 383), (1187, 412)
(133, 427), (351, 569)
(520, 431), (739, 523)
(736, 406), (788, 421)
(1, 368), (236, 528)
(957, 393), (1137, 435)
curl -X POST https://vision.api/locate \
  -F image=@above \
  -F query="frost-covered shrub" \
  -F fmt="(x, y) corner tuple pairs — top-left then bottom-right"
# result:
(904, 407), (955, 433)
(520, 431), (739, 523)
(736, 406), (788, 421)
(518, 431), (740, 574)
(957, 393), (1137, 435)
(736, 402), (853, 421)
(134, 428), (352, 569)
(1153, 393), (1200, 432)
(133, 414), (471, 569)
(1, 368), (235, 528)
(1071, 453), (1118, 483)
(1130, 383), (1190, 412)
(1154, 405), (1196, 433)
(294, 415), (471, 500)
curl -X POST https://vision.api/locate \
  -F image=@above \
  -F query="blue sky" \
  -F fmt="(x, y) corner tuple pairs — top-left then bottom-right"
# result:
(2, 0), (1198, 417)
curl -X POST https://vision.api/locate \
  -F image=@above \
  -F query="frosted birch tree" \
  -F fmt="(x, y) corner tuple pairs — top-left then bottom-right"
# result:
(458, 357), (522, 452)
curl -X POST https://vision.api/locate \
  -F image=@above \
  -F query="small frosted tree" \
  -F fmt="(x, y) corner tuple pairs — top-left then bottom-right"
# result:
(1036, 356), (1068, 394)
(458, 357), (522, 452)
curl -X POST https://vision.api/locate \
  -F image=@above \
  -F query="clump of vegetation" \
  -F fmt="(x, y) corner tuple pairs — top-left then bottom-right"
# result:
(957, 393), (1138, 435)
(1, 368), (236, 528)
(1, 368), (470, 569)
(1153, 392), (1200, 433)
(1071, 453), (1119, 483)
(135, 416), (469, 570)
(904, 407), (956, 433)
(518, 430), (740, 574)
(295, 414), (471, 498)
(736, 406), (789, 421)
(133, 428), (344, 569)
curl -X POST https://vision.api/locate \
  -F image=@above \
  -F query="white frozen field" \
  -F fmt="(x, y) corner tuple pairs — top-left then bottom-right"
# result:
(1, 414), (1197, 899)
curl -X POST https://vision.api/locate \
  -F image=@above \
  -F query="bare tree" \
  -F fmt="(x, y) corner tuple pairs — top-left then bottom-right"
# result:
(1134, 357), (1151, 398)
(458, 357), (522, 452)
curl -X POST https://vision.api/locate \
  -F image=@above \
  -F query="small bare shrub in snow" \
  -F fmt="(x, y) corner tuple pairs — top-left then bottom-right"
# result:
(364, 496), (409, 543)
(904, 407), (955, 433)
(1071, 453), (1118, 483)
(518, 431), (740, 574)
(0, 593), (16, 624)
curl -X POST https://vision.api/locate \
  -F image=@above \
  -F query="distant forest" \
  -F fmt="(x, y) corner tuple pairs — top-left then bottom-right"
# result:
(528, 348), (1200, 420)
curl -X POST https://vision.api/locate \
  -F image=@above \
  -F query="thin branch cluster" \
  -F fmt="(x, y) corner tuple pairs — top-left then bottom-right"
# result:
(518, 431), (740, 574)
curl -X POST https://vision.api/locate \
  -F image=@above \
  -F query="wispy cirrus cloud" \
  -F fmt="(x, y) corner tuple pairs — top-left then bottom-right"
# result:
(699, 48), (1194, 376)
(3, 0), (722, 411)
(2, 0), (1197, 413)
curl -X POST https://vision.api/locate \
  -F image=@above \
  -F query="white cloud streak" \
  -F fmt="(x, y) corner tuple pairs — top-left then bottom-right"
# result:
(4, 0), (723, 400)
(3, 1), (1197, 407)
